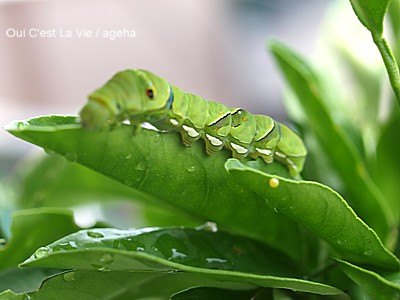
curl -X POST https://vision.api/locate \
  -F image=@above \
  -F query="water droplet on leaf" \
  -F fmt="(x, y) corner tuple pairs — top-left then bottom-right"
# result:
(34, 246), (51, 259)
(205, 257), (232, 270)
(198, 221), (218, 232)
(135, 160), (146, 171)
(44, 148), (57, 155)
(91, 264), (111, 272)
(65, 152), (78, 162)
(18, 121), (29, 130)
(186, 166), (196, 172)
(100, 253), (114, 264)
(168, 248), (187, 261)
(364, 249), (373, 256)
(87, 231), (104, 238)
(63, 272), (75, 282)
(123, 178), (134, 186)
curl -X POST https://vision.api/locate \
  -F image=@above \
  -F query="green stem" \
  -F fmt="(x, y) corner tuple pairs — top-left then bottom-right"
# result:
(373, 35), (400, 106)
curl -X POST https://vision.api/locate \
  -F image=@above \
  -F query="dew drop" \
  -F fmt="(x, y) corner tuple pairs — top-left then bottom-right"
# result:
(123, 178), (134, 186)
(34, 246), (51, 259)
(336, 239), (347, 245)
(135, 160), (146, 171)
(54, 241), (78, 251)
(364, 249), (373, 256)
(65, 152), (78, 162)
(273, 207), (281, 213)
(91, 264), (111, 272)
(199, 221), (218, 233)
(100, 253), (114, 264)
(68, 241), (78, 249)
(18, 121), (29, 130)
(125, 154), (132, 160)
(205, 257), (232, 270)
(87, 231), (104, 238)
(186, 166), (196, 172)
(63, 271), (76, 282)
(136, 247), (145, 252)
(44, 148), (57, 155)
(269, 178), (279, 188)
(168, 248), (187, 261)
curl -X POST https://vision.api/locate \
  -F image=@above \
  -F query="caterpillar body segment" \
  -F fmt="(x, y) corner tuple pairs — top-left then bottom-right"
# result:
(79, 69), (307, 177)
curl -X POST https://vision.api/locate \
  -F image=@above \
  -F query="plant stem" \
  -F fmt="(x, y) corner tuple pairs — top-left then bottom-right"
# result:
(373, 35), (400, 106)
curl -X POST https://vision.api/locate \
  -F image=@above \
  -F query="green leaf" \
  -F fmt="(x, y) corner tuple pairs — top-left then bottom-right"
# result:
(0, 268), (61, 294)
(0, 290), (26, 300)
(15, 154), (197, 228)
(336, 259), (400, 300)
(170, 287), (263, 300)
(0, 208), (81, 270)
(6, 115), (304, 262)
(388, 0), (400, 64)
(21, 227), (344, 296)
(0, 270), (258, 300)
(348, 0), (389, 36)
(269, 40), (394, 241)
(225, 159), (400, 271)
(370, 117), (400, 246)
(349, 0), (400, 104)
(15, 154), (147, 208)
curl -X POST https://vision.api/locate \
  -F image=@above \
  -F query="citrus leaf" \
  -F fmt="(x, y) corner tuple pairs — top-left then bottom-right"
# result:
(225, 159), (400, 271)
(336, 259), (400, 300)
(6, 115), (304, 262)
(0, 208), (81, 270)
(269, 40), (394, 241)
(348, 0), (389, 36)
(21, 227), (344, 296)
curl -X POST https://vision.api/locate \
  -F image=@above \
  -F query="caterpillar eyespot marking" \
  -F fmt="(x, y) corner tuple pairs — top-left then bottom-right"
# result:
(146, 88), (154, 99)
(79, 69), (307, 177)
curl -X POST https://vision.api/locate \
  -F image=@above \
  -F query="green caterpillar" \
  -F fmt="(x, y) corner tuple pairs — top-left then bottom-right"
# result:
(79, 69), (307, 177)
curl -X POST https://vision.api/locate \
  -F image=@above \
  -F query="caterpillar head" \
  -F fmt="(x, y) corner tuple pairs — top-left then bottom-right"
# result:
(80, 69), (170, 129)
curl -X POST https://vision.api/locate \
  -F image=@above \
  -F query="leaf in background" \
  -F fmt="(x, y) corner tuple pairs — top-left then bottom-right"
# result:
(336, 259), (400, 300)
(21, 227), (344, 296)
(172, 286), (350, 300)
(349, 0), (400, 103)
(5, 116), (304, 262)
(15, 154), (198, 228)
(225, 159), (400, 271)
(0, 208), (81, 270)
(15, 154), (149, 208)
(0, 268), (61, 294)
(388, 0), (400, 65)
(269, 40), (394, 242)
(1, 270), (258, 300)
(370, 117), (400, 248)
(0, 290), (25, 299)
(348, 0), (389, 37)
(170, 286), (266, 300)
